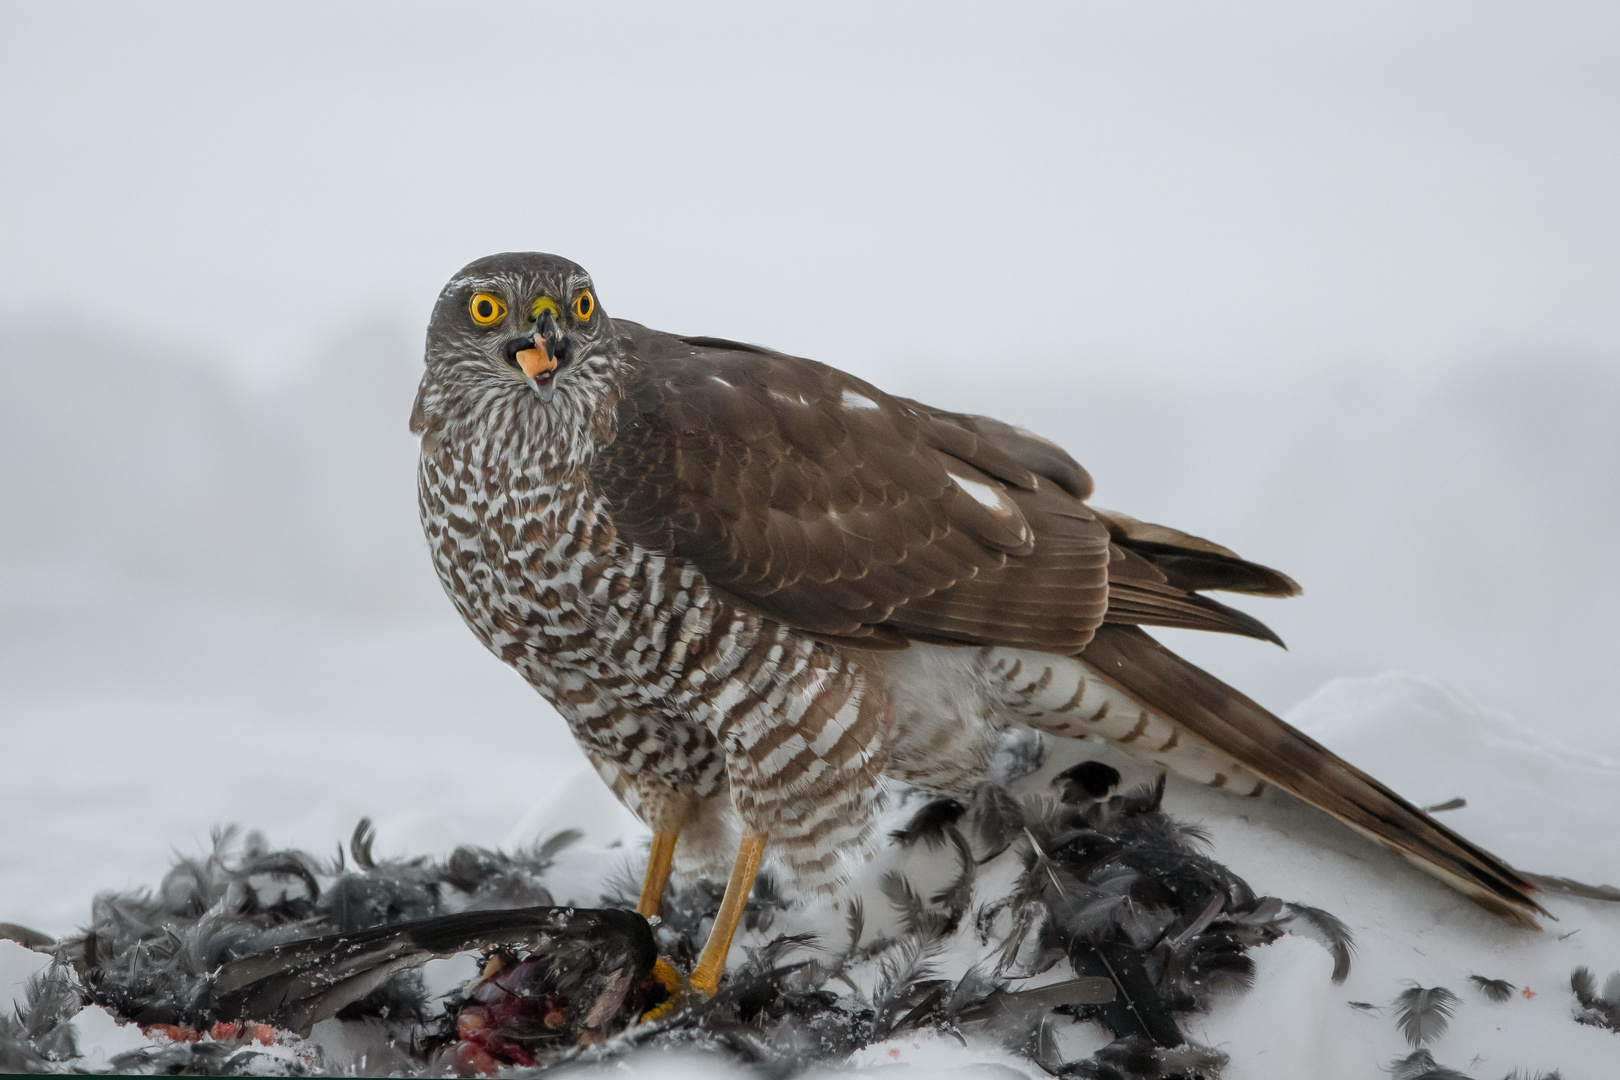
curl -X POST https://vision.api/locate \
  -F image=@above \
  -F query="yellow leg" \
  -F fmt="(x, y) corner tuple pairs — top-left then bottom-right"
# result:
(637, 830), (679, 919)
(688, 830), (768, 998)
(634, 828), (686, 1021)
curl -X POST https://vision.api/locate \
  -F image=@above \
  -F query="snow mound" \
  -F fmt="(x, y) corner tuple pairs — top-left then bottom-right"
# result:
(1287, 673), (1620, 886)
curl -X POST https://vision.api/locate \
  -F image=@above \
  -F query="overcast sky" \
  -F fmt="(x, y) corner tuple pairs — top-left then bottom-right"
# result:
(2, 1), (1617, 389)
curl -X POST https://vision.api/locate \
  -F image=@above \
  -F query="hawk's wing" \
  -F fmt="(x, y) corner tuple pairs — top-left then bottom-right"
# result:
(898, 399), (1299, 646)
(912, 398), (1544, 924)
(592, 326), (1112, 653)
(591, 324), (1545, 927)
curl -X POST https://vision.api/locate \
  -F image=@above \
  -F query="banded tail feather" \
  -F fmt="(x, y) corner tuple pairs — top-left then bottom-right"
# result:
(1079, 624), (1546, 927)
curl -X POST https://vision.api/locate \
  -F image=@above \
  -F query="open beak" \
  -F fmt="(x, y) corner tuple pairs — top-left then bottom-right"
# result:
(503, 310), (572, 403)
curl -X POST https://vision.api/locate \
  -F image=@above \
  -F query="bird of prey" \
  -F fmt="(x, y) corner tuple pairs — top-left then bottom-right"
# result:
(411, 252), (1544, 999)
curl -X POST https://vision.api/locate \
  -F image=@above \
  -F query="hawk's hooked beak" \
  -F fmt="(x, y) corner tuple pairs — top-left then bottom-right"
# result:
(503, 310), (572, 403)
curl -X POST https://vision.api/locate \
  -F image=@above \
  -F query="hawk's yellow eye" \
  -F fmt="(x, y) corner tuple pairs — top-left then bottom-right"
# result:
(571, 290), (595, 321)
(468, 293), (507, 325)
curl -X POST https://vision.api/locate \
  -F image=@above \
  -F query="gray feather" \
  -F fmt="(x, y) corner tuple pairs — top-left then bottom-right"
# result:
(1468, 974), (1515, 1003)
(1393, 984), (1461, 1047)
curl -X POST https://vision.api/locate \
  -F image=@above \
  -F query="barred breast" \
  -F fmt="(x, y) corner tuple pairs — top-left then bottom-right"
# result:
(417, 435), (890, 890)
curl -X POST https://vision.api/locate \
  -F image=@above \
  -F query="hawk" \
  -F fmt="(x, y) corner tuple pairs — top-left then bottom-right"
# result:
(411, 252), (1543, 998)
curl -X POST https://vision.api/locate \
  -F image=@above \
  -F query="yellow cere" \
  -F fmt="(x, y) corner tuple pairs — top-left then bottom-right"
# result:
(530, 296), (561, 321)
(571, 290), (595, 321)
(468, 292), (507, 325)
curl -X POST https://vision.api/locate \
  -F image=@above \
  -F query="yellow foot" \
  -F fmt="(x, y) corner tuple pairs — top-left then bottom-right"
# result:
(638, 957), (688, 1022)
(688, 965), (722, 1000)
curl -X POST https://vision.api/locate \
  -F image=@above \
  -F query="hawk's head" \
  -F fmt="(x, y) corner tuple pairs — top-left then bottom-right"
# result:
(418, 252), (620, 425)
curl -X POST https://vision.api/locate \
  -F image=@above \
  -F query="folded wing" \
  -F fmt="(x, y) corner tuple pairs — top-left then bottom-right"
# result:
(588, 326), (1544, 925)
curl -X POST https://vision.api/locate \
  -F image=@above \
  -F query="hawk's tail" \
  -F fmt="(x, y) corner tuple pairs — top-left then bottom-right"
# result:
(1079, 624), (1547, 928)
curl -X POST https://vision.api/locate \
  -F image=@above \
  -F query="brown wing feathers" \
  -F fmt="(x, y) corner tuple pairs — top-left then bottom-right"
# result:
(596, 330), (1110, 651)
(924, 410), (1544, 923)
(1093, 508), (1302, 598)
(929, 409), (1301, 646)
(594, 327), (1543, 925)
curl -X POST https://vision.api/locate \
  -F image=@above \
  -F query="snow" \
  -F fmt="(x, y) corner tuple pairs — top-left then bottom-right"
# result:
(1199, 936), (1336, 1080)
(841, 1029), (1049, 1077)
(1288, 674), (1620, 887)
(66, 1006), (154, 1073)
(0, 939), (51, 1015)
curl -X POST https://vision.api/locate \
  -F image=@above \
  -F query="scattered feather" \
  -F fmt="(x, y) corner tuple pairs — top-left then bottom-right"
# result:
(1390, 1048), (1474, 1080)
(1054, 760), (1122, 802)
(1394, 984), (1461, 1047)
(1571, 966), (1620, 1031)
(109, 1040), (311, 1077)
(1281, 902), (1355, 983)
(348, 817), (377, 871)
(16, 958), (81, 1063)
(1522, 872), (1620, 902)
(871, 935), (942, 1035)
(967, 782), (1028, 861)
(1469, 974), (1515, 1003)
(35, 770), (1344, 1078)
(1065, 1035), (1228, 1080)
(0, 1013), (53, 1073)
(890, 798), (967, 848)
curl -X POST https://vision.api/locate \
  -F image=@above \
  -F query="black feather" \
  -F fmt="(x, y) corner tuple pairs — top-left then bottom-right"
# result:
(1390, 1048), (1474, 1080)
(889, 798), (967, 849)
(1072, 941), (1184, 1048)
(108, 1040), (308, 1077)
(967, 782), (1026, 860)
(1393, 984), (1461, 1047)
(0, 1013), (53, 1073)
(349, 817), (377, 870)
(1054, 760), (1122, 802)
(1571, 965), (1620, 1031)
(1468, 974), (1515, 1003)
(43, 774), (1348, 1078)
(842, 898), (866, 957)
(881, 871), (938, 938)
(870, 935), (942, 1036)
(1283, 902), (1355, 983)
(16, 959), (81, 1064)
(1063, 1035), (1228, 1080)
(208, 905), (658, 1037)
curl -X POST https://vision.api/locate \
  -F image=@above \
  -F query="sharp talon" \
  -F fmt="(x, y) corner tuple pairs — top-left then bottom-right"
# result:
(638, 957), (686, 1022)
(639, 993), (683, 1022)
(652, 957), (681, 995)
